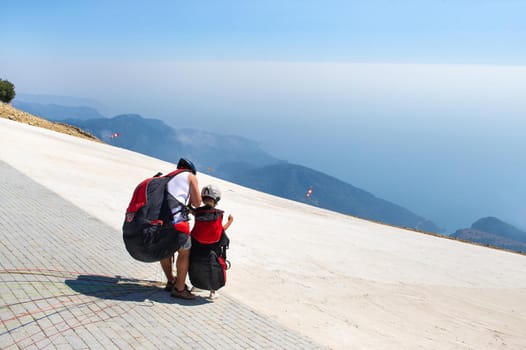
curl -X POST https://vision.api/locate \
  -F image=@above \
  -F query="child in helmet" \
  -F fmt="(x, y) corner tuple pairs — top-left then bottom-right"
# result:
(189, 184), (234, 299)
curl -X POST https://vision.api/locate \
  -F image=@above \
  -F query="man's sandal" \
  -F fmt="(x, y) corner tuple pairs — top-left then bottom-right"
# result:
(171, 287), (196, 300)
(165, 280), (191, 293)
(164, 279), (176, 291)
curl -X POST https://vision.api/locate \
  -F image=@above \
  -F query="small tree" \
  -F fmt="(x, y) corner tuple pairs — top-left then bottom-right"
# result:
(0, 79), (16, 103)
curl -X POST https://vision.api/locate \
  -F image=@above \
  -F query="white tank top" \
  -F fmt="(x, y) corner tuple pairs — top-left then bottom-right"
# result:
(166, 171), (191, 224)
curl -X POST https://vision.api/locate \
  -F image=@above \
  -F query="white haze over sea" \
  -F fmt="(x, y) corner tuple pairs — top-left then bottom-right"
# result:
(4, 59), (526, 232)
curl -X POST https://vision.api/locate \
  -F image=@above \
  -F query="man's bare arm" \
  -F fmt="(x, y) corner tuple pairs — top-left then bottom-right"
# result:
(188, 174), (202, 208)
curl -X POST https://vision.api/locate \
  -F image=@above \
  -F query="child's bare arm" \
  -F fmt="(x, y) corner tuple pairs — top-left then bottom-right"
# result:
(223, 214), (234, 231)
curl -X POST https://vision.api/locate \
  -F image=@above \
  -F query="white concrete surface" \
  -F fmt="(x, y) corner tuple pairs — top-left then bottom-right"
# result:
(1, 117), (525, 349)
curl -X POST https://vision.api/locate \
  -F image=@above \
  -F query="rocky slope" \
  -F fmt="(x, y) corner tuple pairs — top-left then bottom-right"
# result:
(0, 102), (100, 142)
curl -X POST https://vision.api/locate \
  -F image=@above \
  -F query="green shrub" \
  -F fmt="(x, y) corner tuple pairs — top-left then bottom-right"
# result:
(0, 79), (16, 103)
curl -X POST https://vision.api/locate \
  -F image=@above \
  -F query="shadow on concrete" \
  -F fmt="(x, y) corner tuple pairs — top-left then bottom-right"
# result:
(65, 274), (210, 306)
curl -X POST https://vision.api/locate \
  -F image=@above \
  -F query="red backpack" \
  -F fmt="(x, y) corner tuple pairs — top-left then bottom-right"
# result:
(191, 208), (224, 244)
(188, 206), (230, 290)
(122, 169), (190, 262)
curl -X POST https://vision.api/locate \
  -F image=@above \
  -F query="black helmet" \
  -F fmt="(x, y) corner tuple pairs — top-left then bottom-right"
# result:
(177, 158), (196, 174)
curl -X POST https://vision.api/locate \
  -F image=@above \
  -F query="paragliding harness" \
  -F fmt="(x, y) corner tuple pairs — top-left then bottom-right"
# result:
(122, 169), (191, 262)
(188, 207), (231, 291)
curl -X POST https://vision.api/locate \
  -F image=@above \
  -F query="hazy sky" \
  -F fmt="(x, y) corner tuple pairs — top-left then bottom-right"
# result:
(2, 1), (525, 231)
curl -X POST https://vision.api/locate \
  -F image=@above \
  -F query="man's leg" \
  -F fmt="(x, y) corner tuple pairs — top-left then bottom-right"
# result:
(175, 247), (190, 291)
(160, 255), (175, 286)
(171, 233), (195, 299)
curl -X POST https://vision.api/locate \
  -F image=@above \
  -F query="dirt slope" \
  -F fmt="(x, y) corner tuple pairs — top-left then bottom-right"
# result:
(0, 102), (101, 142)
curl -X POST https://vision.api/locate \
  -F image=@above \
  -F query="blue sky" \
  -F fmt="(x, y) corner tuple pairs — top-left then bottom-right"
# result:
(3, 0), (526, 63)
(2, 1), (526, 231)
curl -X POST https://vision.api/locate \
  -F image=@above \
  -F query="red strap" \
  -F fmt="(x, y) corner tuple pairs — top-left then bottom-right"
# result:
(173, 221), (190, 234)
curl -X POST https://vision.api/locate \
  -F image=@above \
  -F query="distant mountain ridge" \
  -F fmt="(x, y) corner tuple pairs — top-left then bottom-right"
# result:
(60, 114), (278, 174)
(471, 217), (526, 242)
(13, 101), (106, 121)
(13, 101), (442, 232)
(451, 217), (526, 253)
(228, 162), (442, 232)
